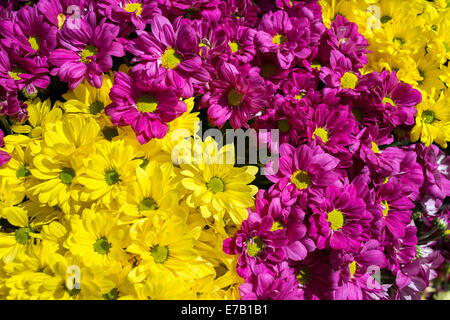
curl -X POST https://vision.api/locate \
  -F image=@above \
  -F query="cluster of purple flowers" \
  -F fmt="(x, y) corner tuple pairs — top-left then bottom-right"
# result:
(0, 0), (448, 300)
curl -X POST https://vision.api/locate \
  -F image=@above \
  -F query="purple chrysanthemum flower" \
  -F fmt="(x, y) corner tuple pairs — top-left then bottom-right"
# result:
(37, 0), (89, 30)
(223, 209), (288, 280)
(255, 10), (312, 69)
(200, 62), (266, 129)
(0, 5), (57, 64)
(326, 15), (369, 69)
(265, 142), (342, 199)
(308, 184), (372, 251)
(49, 12), (125, 89)
(239, 262), (304, 300)
(320, 49), (361, 93)
(105, 71), (187, 144)
(126, 15), (211, 97)
(158, 0), (222, 21)
(97, 0), (161, 32)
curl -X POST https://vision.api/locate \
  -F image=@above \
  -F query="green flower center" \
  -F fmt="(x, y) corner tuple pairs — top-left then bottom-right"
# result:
(28, 36), (40, 51)
(150, 245), (169, 264)
(246, 236), (265, 257)
(327, 209), (344, 231)
(124, 3), (143, 16)
(422, 110), (436, 124)
(277, 119), (290, 133)
(352, 107), (363, 122)
(80, 45), (98, 63)
(380, 15), (392, 24)
(229, 41), (241, 53)
(105, 169), (120, 185)
(138, 197), (159, 212)
(137, 94), (158, 113)
(102, 126), (119, 141)
(161, 47), (182, 69)
(93, 236), (111, 254)
(207, 177), (225, 194)
(313, 127), (329, 144)
(260, 62), (276, 78)
(89, 101), (104, 115)
(15, 227), (32, 245)
(340, 72), (358, 89)
(59, 167), (75, 185)
(227, 88), (244, 107)
(296, 266), (311, 286)
(393, 37), (405, 46)
(103, 288), (119, 300)
(291, 170), (311, 190)
(272, 34), (287, 46)
(16, 165), (31, 178)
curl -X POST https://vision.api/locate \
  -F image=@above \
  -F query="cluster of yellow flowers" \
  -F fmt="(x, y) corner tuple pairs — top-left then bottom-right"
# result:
(320, 0), (450, 148)
(0, 73), (258, 299)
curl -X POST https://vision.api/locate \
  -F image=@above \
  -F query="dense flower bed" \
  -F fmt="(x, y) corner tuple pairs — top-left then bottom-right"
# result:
(0, 0), (448, 300)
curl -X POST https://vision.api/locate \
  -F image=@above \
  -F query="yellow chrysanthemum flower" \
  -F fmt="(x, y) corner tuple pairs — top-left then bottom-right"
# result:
(410, 89), (450, 148)
(11, 98), (62, 139)
(64, 209), (128, 268)
(118, 161), (183, 224)
(78, 140), (141, 206)
(127, 214), (202, 281)
(0, 206), (42, 264)
(179, 136), (258, 224)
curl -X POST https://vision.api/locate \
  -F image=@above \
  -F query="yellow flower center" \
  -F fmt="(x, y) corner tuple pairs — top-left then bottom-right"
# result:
(150, 245), (169, 264)
(311, 62), (321, 71)
(270, 220), (285, 232)
(207, 177), (225, 194)
(28, 36), (40, 51)
(272, 34), (287, 46)
(138, 197), (159, 212)
(296, 266), (311, 286)
(246, 237), (265, 257)
(291, 170), (311, 190)
(80, 45), (98, 63)
(227, 88), (244, 107)
(382, 96), (396, 107)
(371, 141), (380, 154)
(124, 3), (143, 16)
(349, 261), (357, 277)
(381, 200), (389, 217)
(229, 41), (241, 53)
(295, 92), (306, 101)
(277, 119), (290, 133)
(340, 72), (358, 89)
(93, 236), (111, 254)
(57, 13), (66, 30)
(327, 209), (344, 231)
(9, 68), (24, 81)
(422, 110), (436, 124)
(313, 127), (329, 144)
(161, 47), (182, 69)
(136, 94), (158, 113)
